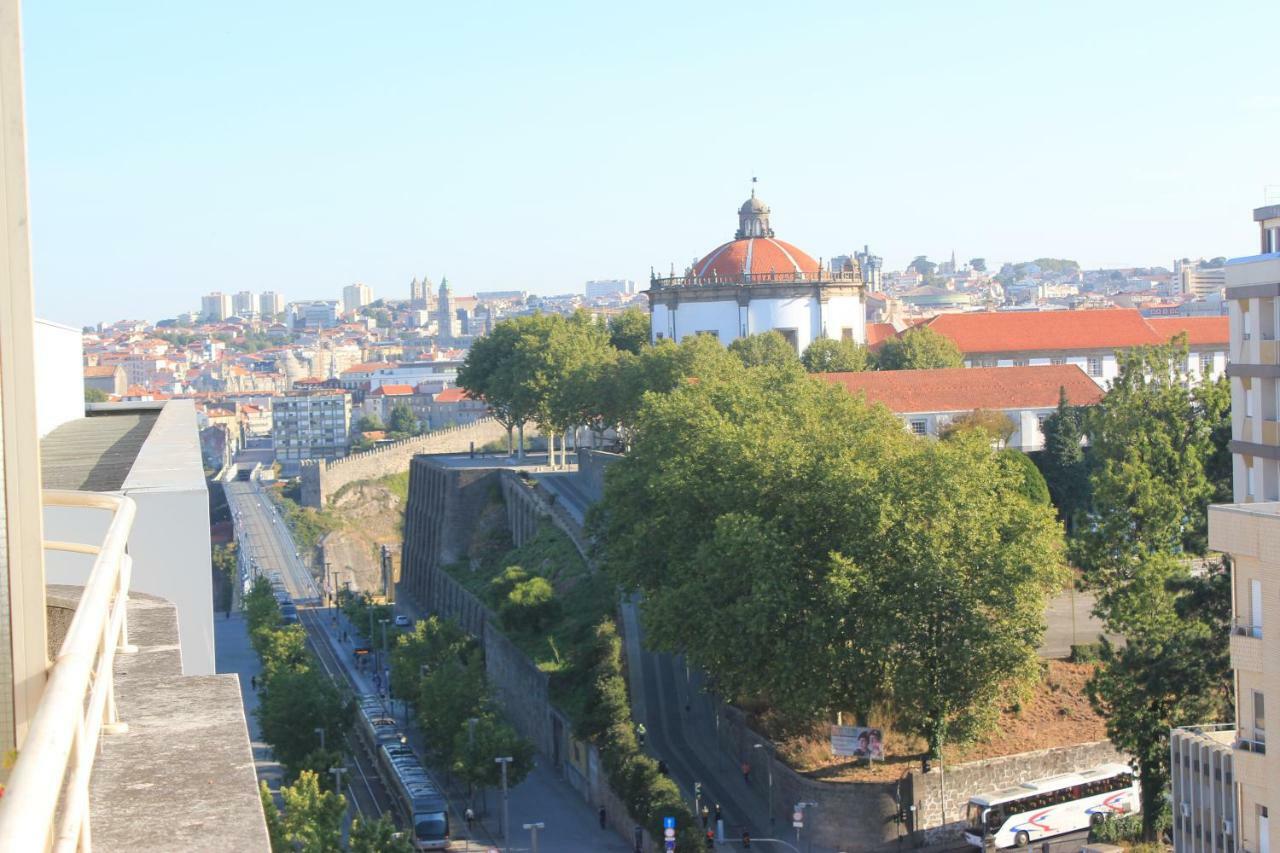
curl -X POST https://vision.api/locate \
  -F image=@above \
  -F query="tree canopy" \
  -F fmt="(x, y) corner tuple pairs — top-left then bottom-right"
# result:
(591, 359), (1066, 749)
(727, 331), (801, 369)
(875, 326), (964, 370)
(607, 307), (651, 354)
(800, 337), (870, 373)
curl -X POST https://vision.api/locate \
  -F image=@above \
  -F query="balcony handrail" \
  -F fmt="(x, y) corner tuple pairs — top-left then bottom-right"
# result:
(1232, 617), (1263, 638)
(0, 490), (137, 853)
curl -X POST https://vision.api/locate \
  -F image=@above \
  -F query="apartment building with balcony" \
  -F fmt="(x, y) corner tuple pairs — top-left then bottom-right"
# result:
(1227, 205), (1280, 503)
(1175, 204), (1280, 853)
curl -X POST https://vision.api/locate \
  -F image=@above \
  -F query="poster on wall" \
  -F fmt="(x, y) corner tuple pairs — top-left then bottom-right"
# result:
(831, 725), (884, 760)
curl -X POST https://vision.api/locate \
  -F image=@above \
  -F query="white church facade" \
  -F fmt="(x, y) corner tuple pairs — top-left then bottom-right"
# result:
(647, 192), (867, 351)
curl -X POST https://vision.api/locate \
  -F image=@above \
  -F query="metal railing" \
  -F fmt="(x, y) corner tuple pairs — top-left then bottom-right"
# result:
(1232, 618), (1263, 639)
(650, 269), (866, 289)
(0, 490), (138, 852)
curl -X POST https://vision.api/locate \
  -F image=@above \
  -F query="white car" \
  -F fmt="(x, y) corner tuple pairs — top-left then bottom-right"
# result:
(394, 615), (411, 628)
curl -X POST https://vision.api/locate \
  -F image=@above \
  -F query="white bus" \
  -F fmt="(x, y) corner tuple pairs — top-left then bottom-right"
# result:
(963, 763), (1139, 848)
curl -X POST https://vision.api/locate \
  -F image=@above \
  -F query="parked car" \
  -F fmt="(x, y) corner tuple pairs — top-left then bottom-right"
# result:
(394, 614), (411, 628)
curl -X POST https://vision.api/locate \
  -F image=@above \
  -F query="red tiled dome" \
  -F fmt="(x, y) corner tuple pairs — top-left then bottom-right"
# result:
(694, 237), (821, 279)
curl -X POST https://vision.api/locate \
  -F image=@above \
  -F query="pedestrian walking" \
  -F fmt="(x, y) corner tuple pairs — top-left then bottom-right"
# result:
(741, 760), (751, 784)
(598, 806), (607, 829)
(464, 807), (475, 831)
(250, 675), (257, 690)
(714, 804), (722, 825)
(636, 722), (646, 747)
(701, 804), (709, 828)
(657, 759), (668, 776)
(742, 830), (751, 848)
(704, 828), (715, 849)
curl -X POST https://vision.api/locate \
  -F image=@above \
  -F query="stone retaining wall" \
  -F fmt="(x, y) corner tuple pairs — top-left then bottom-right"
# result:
(575, 448), (623, 503)
(300, 418), (507, 506)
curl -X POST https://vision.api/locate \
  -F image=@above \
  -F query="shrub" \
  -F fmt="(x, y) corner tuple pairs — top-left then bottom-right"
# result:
(501, 577), (559, 633)
(1089, 813), (1143, 843)
(1069, 642), (1102, 663)
(487, 565), (530, 606)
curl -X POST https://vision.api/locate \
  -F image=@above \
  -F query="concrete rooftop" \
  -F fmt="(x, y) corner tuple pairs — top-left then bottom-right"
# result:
(40, 409), (159, 491)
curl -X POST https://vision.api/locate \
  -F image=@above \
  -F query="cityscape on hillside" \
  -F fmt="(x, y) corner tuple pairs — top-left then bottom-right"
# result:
(0, 3), (1277, 853)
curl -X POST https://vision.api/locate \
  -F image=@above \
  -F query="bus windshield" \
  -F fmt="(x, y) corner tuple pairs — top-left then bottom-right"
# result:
(967, 803), (987, 832)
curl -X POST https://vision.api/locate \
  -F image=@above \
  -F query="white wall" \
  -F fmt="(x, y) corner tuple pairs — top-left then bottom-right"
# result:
(42, 402), (214, 674)
(34, 318), (84, 437)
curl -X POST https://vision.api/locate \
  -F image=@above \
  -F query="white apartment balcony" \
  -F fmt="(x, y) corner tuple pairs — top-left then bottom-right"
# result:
(1233, 736), (1268, 789)
(1230, 619), (1265, 671)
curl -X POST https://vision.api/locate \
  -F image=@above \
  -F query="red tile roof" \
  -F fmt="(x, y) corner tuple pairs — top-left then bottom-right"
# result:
(819, 365), (1104, 413)
(341, 361), (397, 376)
(1144, 316), (1228, 346)
(695, 237), (821, 278)
(924, 309), (1163, 354)
(433, 387), (474, 403)
(83, 365), (120, 378)
(865, 323), (898, 349)
(370, 384), (414, 396)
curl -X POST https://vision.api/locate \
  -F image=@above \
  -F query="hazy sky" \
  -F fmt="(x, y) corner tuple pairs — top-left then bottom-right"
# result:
(22, 0), (1280, 326)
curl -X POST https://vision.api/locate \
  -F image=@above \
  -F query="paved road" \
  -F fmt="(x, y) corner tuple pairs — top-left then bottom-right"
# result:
(214, 611), (281, 790)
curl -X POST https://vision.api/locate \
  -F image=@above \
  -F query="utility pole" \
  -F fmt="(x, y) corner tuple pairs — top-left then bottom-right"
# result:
(523, 821), (545, 853)
(380, 618), (390, 695)
(328, 765), (346, 795)
(495, 756), (513, 841)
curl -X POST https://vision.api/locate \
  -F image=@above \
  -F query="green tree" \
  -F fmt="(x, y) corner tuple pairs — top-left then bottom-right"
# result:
(350, 814), (415, 853)
(389, 615), (471, 702)
(244, 575), (280, 634)
(608, 307), (651, 354)
(355, 413), (384, 433)
(451, 713), (535, 791)
(500, 576), (559, 633)
(278, 769), (345, 852)
(875, 326), (963, 370)
(592, 363), (1065, 743)
(998, 449), (1051, 506)
(252, 624), (310, 683)
(1037, 388), (1092, 533)
(84, 386), (108, 403)
(1074, 336), (1218, 617)
(727, 331), (800, 369)
(938, 409), (1016, 446)
(416, 650), (488, 763)
(800, 337), (870, 373)
(1197, 373), (1232, 504)
(1087, 558), (1232, 840)
(387, 403), (420, 436)
(259, 780), (288, 851)
(257, 669), (352, 775)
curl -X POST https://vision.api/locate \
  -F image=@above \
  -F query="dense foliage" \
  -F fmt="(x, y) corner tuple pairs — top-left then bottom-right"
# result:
(875, 326), (964, 370)
(591, 356), (1067, 753)
(800, 336), (871, 373)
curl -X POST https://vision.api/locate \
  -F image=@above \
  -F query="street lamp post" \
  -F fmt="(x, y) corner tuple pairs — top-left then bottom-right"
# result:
(522, 821), (545, 853)
(495, 756), (513, 841)
(379, 618), (390, 695)
(754, 743), (774, 829)
(795, 801), (817, 852)
(328, 765), (346, 795)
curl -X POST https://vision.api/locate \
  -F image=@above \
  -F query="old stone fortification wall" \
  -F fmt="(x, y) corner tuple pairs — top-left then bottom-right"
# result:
(399, 459), (658, 849)
(575, 448), (623, 503)
(500, 471), (592, 560)
(300, 418), (507, 507)
(907, 739), (1124, 845)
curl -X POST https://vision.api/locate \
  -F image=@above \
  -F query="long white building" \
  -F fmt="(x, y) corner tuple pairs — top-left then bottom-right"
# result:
(647, 191), (866, 351)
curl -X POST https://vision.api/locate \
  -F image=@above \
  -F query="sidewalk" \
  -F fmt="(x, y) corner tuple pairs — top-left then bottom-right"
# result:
(214, 611), (281, 790)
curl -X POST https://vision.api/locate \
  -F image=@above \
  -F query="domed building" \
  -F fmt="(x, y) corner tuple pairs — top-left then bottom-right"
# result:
(647, 190), (866, 352)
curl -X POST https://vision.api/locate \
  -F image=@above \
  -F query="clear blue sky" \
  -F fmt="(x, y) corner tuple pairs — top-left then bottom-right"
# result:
(22, 0), (1280, 326)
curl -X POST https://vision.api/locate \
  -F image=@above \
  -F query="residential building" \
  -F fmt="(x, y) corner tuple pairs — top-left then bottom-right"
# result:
(1169, 725), (1238, 853)
(1182, 203), (1280, 853)
(647, 190), (866, 352)
(272, 389), (351, 474)
(0, 18), (267, 843)
(1206, 502), (1278, 853)
(361, 383), (431, 426)
(922, 308), (1227, 388)
(817, 365), (1103, 452)
(294, 300), (339, 329)
(84, 363), (127, 397)
(343, 281), (372, 315)
(1226, 204), (1280, 503)
(200, 291), (231, 322)
(585, 279), (634, 298)
(259, 290), (285, 318)
(231, 289), (257, 318)
(1179, 259), (1229, 298)
(425, 386), (489, 430)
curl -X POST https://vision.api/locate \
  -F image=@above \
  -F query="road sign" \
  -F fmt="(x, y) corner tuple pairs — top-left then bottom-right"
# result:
(663, 817), (675, 830)
(794, 821), (804, 828)
(664, 828), (675, 838)
(665, 841), (675, 851)
(793, 811), (803, 822)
